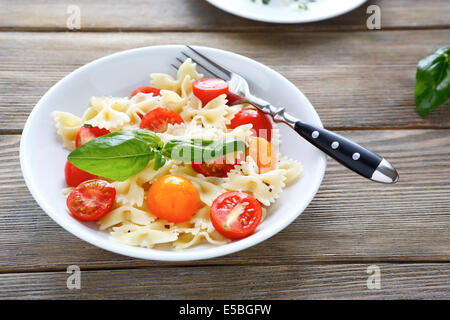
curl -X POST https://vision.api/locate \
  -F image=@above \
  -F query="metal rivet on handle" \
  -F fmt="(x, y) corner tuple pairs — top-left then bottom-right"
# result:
(331, 141), (339, 149)
(352, 153), (360, 160)
(312, 131), (319, 138)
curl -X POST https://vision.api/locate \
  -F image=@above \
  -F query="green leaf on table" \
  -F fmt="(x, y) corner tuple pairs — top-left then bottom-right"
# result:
(415, 47), (450, 117)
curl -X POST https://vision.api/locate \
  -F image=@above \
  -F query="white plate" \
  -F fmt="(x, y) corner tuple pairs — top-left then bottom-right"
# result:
(20, 45), (326, 261)
(205, 0), (367, 24)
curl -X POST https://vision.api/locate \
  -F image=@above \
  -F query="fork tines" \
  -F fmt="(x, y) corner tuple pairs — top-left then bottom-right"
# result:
(171, 45), (232, 81)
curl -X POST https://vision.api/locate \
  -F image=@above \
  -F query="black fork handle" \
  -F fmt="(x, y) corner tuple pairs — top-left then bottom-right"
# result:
(294, 122), (398, 183)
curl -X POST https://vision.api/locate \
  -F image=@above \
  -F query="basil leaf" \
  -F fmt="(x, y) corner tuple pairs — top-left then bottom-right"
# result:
(202, 138), (247, 162)
(153, 150), (166, 170)
(190, 138), (215, 147)
(68, 131), (152, 181)
(162, 140), (204, 162)
(415, 47), (450, 117)
(163, 138), (246, 163)
(67, 129), (246, 182)
(132, 129), (164, 150)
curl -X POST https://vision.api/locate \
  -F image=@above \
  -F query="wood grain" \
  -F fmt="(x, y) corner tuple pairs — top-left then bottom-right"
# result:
(1, 0), (450, 300)
(1, 30), (449, 132)
(1, 129), (449, 272)
(0, 263), (449, 299)
(1, 0), (449, 31)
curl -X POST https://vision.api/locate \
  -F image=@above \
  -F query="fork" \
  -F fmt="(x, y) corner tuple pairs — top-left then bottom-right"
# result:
(173, 45), (399, 184)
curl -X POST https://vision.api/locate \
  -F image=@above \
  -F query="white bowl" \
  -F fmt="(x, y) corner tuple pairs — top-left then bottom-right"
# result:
(20, 45), (326, 261)
(205, 0), (367, 24)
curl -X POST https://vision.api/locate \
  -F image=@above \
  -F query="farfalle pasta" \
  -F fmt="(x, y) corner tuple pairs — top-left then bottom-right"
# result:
(53, 59), (303, 250)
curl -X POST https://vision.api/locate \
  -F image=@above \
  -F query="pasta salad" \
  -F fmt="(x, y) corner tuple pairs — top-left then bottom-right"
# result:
(53, 59), (302, 250)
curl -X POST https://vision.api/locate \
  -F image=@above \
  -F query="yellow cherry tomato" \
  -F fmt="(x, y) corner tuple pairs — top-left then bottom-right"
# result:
(147, 175), (200, 223)
(247, 136), (276, 174)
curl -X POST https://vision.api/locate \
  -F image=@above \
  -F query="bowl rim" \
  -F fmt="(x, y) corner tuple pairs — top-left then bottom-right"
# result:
(204, 0), (368, 24)
(20, 45), (327, 261)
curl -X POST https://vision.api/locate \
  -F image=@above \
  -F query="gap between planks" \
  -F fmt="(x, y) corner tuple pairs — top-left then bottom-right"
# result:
(1, 259), (450, 276)
(0, 25), (450, 34)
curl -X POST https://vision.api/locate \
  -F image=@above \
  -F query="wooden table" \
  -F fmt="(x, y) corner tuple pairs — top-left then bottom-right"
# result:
(0, 0), (449, 299)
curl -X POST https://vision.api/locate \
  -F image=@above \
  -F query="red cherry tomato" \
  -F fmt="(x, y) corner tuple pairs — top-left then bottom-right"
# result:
(210, 191), (262, 239)
(66, 179), (116, 221)
(130, 86), (161, 98)
(139, 107), (184, 133)
(230, 108), (273, 142)
(65, 161), (97, 188)
(192, 156), (238, 178)
(75, 125), (111, 148)
(192, 78), (229, 106)
(226, 92), (246, 106)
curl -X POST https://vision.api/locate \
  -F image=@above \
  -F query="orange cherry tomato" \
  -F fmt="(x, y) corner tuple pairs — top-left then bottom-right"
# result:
(192, 78), (229, 106)
(65, 161), (97, 188)
(75, 125), (111, 148)
(139, 107), (184, 133)
(147, 175), (200, 223)
(67, 179), (116, 221)
(210, 191), (262, 239)
(130, 86), (161, 98)
(247, 136), (276, 174)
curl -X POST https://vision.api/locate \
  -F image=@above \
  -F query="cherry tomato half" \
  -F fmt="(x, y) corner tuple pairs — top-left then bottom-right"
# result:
(193, 78), (229, 106)
(67, 179), (116, 221)
(130, 86), (161, 98)
(210, 191), (262, 239)
(147, 175), (200, 223)
(247, 136), (276, 174)
(75, 125), (111, 148)
(230, 108), (273, 142)
(139, 107), (184, 133)
(192, 156), (238, 178)
(65, 161), (97, 188)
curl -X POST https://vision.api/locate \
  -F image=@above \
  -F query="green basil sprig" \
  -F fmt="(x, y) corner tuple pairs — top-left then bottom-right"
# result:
(67, 129), (246, 181)
(162, 138), (246, 163)
(415, 47), (450, 117)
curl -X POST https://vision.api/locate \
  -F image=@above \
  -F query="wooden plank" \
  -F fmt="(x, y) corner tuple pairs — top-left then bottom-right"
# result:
(1, 0), (449, 31)
(0, 263), (449, 299)
(1, 129), (449, 271)
(1, 30), (449, 131)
